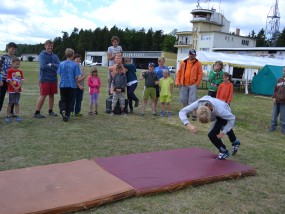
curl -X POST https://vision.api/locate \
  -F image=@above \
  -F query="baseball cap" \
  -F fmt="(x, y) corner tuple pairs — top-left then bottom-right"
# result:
(148, 62), (155, 67)
(189, 49), (196, 55)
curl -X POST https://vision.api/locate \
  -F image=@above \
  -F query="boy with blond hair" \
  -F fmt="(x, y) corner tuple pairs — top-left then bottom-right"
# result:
(208, 61), (224, 98)
(57, 48), (81, 122)
(179, 95), (240, 160)
(159, 69), (174, 117)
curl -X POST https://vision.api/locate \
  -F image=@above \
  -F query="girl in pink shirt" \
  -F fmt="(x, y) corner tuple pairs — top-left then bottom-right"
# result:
(88, 67), (101, 115)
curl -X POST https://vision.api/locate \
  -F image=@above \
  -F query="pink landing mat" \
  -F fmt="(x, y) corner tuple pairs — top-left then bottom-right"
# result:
(94, 147), (256, 196)
(0, 159), (135, 214)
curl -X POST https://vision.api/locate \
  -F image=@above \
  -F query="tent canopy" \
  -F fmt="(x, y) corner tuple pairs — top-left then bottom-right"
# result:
(195, 51), (285, 68)
(251, 65), (283, 96)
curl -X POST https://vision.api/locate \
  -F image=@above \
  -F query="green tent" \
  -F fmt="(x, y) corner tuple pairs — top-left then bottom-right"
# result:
(252, 65), (283, 96)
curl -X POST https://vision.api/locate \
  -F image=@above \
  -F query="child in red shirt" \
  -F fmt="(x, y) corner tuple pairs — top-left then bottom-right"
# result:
(6, 57), (24, 122)
(216, 72), (233, 105)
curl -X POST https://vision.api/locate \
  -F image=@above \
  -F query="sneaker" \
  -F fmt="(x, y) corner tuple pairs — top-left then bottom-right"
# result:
(110, 112), (114, 116)
(34, 113), (45, 118)
(134, 99), (139, 107)
(192, 115), (197, 121)
(232, 139), (240, 156)
(61, 111), (68, 122)
(167, 112), (172, 117)
(5, 117), (11, 123)
(49, 112), (58, 116)
(88, 112), (93, 116)
(140, 112), (144, 116)
(75, 113), (83, 116)
(160, 111), (165, 117)
(121, 112), (127, 116)
(94, 111), (98, 115)
(15, 116), (23, 122)
(70, 112), (75, 116)
(268, 127), (276, 132)
(216, 150), (230, 160)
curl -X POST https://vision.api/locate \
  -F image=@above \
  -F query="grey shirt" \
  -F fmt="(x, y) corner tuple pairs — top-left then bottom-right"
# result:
(179, 95), (235, 134)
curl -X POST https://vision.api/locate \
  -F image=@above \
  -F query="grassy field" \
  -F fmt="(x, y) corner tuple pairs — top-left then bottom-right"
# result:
(0, 62), (284, 214)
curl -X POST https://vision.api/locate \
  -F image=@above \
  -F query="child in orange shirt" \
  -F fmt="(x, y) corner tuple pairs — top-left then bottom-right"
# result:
(216, 72), (233, 105)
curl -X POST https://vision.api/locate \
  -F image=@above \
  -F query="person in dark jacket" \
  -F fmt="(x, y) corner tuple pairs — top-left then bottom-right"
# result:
(268, 66), (285, 134)
(34, 40), (60, 118)
(123, 57), (139, 113)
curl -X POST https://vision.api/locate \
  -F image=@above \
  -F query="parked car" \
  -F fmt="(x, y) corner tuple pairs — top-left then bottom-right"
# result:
(84, 60), (102, 67)
(168, 66), (176, 73)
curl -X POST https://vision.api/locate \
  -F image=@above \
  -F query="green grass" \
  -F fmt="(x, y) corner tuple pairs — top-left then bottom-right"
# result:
(1, 62), (285, 213)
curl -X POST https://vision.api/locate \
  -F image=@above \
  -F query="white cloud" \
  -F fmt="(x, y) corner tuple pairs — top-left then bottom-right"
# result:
(0, 0), (284, 50)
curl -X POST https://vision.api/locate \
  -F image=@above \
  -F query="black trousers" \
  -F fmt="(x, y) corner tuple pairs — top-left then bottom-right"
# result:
(208, 117), (237, 152)
(59, 88), (75, 117)
(0, 81), (14, 113)
(127, 82), (139, 110)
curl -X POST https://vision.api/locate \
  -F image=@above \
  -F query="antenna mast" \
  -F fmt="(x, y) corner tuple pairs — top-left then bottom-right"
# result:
(265, 0), (280, 46)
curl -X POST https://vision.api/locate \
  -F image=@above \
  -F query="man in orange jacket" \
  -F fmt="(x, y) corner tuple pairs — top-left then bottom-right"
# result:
(175, 49), (202, 120)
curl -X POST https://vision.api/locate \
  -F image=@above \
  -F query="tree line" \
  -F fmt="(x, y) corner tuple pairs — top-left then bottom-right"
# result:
(13, 25), (285, 60)
(15, 26), (177, 60)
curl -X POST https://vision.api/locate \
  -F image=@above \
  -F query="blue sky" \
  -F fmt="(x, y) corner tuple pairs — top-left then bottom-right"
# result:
(0, 0), (284, 51)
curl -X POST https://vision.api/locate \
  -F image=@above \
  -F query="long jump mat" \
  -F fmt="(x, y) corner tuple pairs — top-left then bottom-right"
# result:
(94, 147), (256, 196)
(0, 159), (134, 214)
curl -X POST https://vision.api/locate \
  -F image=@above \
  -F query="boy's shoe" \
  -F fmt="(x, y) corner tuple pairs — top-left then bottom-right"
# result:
(5, 117), (11, 123)
(192, 115), (197, 121)
(134, 99), (139, 107)
(88, 112), (93, 116)
(232, 139), (240, 156)
(75, 113), (83, 116)
(110, 112), (114, 116)
(61, 111), (68, 122)
(34, 113), (45, 118)
(160, 111), (165, 117)
(49, 112), (58, 116)
(94, 111), (98, 115)
(15, 116), (23, 122)
(216, 150), (230, 160)
(267, 127), (276, 132)
(167, 112), (172, 117)
(70, 112), (75, 116)
(121, 112), (127, 116)
(140, 112), (144, 116)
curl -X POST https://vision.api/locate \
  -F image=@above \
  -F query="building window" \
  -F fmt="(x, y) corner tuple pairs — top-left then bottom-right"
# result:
(241, 40), (249, 45)
(200, 48), (210, 51)
(201, 34), (211, 40)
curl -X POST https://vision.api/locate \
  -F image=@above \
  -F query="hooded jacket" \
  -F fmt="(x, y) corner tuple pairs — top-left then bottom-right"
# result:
(175, 58), (202, 86)
(38, 50), (60, 82)
(273, 77), (285, 103)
